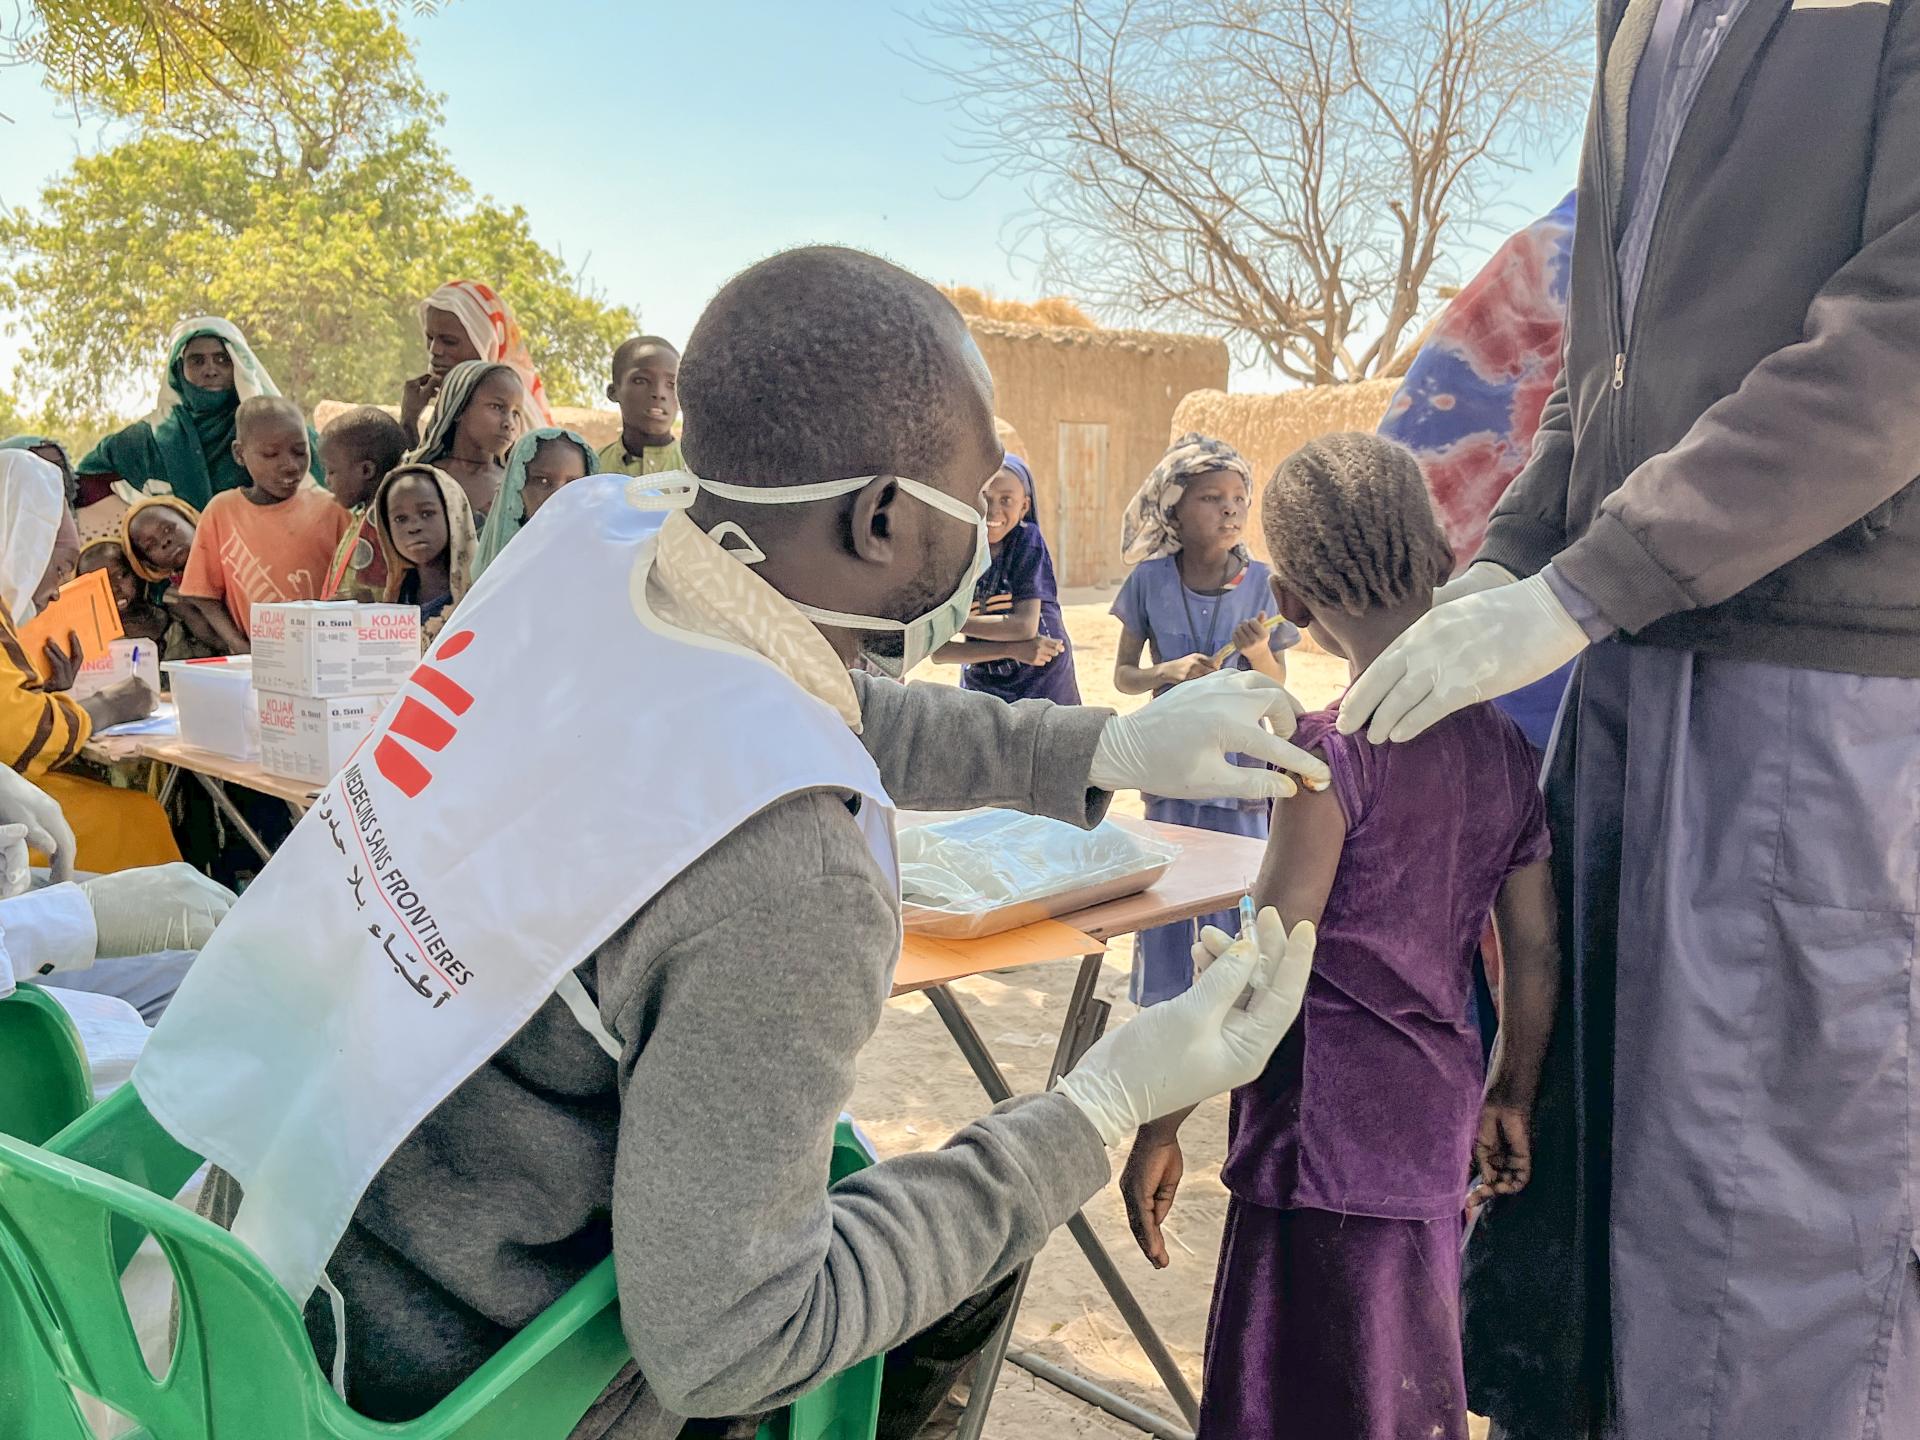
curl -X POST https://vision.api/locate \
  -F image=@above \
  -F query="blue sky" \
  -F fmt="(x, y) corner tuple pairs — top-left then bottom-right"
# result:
(0, 0), (1582, 399)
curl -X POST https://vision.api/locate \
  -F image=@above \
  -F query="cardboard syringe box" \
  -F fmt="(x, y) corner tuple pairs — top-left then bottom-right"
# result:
(251, 602), (420, 698)
(256, 689), (386, 786)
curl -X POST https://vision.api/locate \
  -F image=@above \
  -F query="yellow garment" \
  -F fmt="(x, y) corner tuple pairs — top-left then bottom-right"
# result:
(35, 771), (180, 874)
(0, 599), (178, 873)
(645, 508), (860, 731)
(0, 598), (91, 777)
(596, 435), (685, 479)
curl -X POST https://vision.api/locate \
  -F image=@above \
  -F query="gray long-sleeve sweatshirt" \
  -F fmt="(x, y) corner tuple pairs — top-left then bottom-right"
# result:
(256, 675), (1116, 1433)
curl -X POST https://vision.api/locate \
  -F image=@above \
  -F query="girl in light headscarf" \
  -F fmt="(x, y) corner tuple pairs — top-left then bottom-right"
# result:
(371, 464), (478, 647)
(0, 451), (180, 873)
(403, 360), (528, 523)
(73, 317), (320, 511)
(1109, 432), (1299, 1006)
(401, 279), (553, 443)
(472, 427), (598, 581)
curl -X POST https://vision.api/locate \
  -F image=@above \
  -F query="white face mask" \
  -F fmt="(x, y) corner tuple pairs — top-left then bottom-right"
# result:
(642, 471), (991, 679)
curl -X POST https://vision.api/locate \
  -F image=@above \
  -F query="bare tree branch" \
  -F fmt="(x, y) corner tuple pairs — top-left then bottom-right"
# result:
(913, 0), (1588, 382)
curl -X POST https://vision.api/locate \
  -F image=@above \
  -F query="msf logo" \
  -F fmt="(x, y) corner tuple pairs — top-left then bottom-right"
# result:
(374, 630), (477, 799)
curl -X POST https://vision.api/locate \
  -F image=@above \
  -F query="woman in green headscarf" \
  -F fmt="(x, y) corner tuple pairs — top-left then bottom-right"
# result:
(74, 316), (320, 511)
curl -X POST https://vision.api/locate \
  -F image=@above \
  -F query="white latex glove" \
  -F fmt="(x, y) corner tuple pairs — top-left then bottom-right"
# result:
(1089, 670), (1330, 803)
(0, 765), (77, 883)
(1338, 573), (1588, 744)
(0, 824), (29, 899)
(80, 864), (238, 959)
(1055, 906), (1315, 1145)
(1433, 561), (1516, 607)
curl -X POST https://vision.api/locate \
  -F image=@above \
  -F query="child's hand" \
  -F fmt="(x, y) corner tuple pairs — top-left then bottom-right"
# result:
(1160, 652), (1219, 687)
(1233, 613), (1273, 658)
(1012, 634), (1065, 666)
(1469, 1098), (1534, 1207)
(40, 631), (84, 692)
(1120, 1130), (1185, 1269)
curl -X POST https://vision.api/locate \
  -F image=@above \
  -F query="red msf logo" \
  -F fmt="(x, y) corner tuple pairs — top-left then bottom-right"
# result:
(374, 630), (476, 799)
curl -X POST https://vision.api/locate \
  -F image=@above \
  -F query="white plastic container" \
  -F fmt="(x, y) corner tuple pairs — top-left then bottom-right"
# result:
(161, 657), (260, 760)
(72, 637), (163, 702)
(256, 689), (384, 786)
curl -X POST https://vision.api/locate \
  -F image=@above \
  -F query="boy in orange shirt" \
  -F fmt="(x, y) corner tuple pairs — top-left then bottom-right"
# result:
(177, 396), (352, 655)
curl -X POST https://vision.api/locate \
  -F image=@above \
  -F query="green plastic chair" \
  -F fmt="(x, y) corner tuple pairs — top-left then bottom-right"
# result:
(0, 984), (93, 1143)
(0, 1086), (883, 1440)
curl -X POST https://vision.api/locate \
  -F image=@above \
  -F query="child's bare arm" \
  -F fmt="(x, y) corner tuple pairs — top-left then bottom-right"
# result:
(959, 598), (1043, 643)
(1114, 625), (1214, 694)
(933, 636), (1064, 667)
(1472, 859), (1560, 1203)
(173, 595), (248, 656)
(1123, 771), (1345, 1265)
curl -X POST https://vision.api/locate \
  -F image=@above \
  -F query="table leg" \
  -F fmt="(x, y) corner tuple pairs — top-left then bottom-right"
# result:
(925, 968), (1197, 1438)
(155, 765), (181, 809)
(190, 772), (278, 867)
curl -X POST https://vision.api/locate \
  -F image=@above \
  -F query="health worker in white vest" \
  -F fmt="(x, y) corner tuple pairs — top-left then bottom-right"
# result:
(135, 247), (1329, 1439)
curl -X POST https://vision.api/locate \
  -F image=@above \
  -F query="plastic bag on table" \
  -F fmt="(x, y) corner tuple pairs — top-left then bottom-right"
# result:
(897, 809), (1179, 938)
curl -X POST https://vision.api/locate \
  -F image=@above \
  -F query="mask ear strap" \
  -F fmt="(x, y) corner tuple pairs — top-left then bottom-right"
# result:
(704, 521), (767, 565)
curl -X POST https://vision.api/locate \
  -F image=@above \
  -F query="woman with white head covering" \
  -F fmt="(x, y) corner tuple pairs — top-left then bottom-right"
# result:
(400, 280), (553, 444)
(73, 316), (320, 511)
(0, 452), (178, 874)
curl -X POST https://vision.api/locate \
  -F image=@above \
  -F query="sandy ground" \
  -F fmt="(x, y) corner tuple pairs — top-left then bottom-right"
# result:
(861, 602), (1491, 1436)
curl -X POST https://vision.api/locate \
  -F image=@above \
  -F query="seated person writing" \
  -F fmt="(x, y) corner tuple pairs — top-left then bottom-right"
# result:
(0, 451), (173, 874)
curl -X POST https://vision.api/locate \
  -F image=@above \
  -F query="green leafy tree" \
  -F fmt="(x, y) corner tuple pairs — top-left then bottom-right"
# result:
(1, 1), (633, 420)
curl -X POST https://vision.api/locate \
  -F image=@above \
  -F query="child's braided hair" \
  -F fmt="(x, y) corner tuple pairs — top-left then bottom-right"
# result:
(1260, 432), (1455, 616)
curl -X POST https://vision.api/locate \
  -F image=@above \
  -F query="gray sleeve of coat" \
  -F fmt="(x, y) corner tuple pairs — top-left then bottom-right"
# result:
(1552, 10), (1920, 632)
(599, 796), (1110, 1420)
(850, 673), (1113, 827)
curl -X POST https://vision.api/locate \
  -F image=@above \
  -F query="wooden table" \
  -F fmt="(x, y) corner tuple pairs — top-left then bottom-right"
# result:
(893, 822), (1266, 1440)
(83, 726), (319, 864)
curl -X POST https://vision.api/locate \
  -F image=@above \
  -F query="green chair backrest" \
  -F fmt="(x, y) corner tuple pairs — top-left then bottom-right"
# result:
(0, 985), (92, 1144)
(0, 1085), (880, 1440)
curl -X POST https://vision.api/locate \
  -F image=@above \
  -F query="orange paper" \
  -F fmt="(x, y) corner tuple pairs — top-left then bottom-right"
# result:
(893, 919), (1104, 997)
(18, 568), (124, 681)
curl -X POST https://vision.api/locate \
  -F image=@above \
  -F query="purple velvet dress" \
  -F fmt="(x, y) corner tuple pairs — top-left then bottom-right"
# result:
(1110, 554), (1298, 1005)
(1198, 703), (1548, 1440)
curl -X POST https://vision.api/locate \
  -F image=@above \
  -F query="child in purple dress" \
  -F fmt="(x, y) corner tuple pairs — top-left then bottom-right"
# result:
(933, 455), (1080, 704)
(1111, 433), (1296, 1004)
(1121, 433), (1560, 1440)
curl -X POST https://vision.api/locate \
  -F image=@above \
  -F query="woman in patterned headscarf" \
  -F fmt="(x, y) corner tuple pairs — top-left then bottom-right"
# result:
(1110, 432), (1299, 1006)
(401, 280), (552, 444)
(73, 317), (320, 511)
